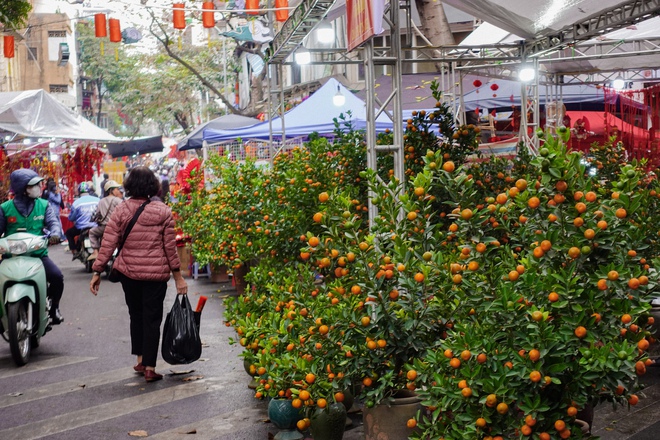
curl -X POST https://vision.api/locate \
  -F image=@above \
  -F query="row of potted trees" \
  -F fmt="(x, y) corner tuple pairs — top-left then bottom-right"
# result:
(176, 86), (660, 439)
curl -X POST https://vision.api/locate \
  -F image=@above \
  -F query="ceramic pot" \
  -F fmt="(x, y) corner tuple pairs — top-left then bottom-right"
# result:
(340, 388), (354, 414)
(268, 398), (303, 440)
(363, 390), (422, 440)
(242, 357), (258, 389)
(310, 402), (347, 440)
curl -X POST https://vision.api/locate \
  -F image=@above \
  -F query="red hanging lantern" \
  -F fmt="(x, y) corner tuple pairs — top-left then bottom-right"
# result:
(173, 3), (186, 30)
(109, 19), (121, 43)
(473, 79), (482, 88)
(275, 0), (288, 22)
(246, 0), (259, 15)
(3, 35), (15, 59)
(94, 14), (107, 38)
(202, 2), (215, 28)
(490, 83), (499, 91)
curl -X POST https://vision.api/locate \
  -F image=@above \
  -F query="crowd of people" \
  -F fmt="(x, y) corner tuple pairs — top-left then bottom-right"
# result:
(0, 165), (186, 382)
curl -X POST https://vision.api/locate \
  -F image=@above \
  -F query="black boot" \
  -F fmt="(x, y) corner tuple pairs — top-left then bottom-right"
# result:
(50, 307), (63, 325)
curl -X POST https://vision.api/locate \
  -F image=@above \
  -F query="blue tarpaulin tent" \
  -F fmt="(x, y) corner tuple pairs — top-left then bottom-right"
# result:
(177, 114), (260, 151)
(203, 78), (393, 142)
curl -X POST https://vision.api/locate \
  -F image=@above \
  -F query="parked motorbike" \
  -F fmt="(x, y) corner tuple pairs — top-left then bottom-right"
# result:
(0, 232), (52, 366)
(72, 228), (94, 273)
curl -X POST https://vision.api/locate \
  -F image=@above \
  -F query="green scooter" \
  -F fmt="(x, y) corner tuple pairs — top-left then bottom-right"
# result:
(0, 232), (51, 366)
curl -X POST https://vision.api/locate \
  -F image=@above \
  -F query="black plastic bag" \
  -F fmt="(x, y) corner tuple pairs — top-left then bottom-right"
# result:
(161, 295), (202, 364)
(108, 268), (121, 283)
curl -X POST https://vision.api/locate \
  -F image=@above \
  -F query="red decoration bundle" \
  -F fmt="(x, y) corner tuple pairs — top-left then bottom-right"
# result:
(196, 296), (208, 313)
(490, 83), (499, 91)
(473, 79), (482, 88)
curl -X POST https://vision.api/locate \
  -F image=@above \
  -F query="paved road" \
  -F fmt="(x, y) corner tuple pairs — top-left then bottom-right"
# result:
(0, 245), (272, 439)
(1, 245), (659, 439)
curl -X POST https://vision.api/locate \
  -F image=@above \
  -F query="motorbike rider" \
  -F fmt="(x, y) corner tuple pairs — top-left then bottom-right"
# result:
(0, 169), (65, 324)
(88, 180), (124, 261)
(65, 182), (100, 260)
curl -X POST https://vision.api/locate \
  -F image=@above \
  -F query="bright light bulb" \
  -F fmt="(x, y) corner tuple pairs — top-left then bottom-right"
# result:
(333, 86), (345, 106)
(519, 67), (535, 82)
(317, 22), (334, 43)
(612, 77), (625, 90)
(295, 49), (310, 65)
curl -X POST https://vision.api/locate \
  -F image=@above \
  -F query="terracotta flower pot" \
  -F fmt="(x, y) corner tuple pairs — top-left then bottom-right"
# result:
(210, 265), (229, 283)
(232, 264), (249, 295)
(363, 390), (422, 440)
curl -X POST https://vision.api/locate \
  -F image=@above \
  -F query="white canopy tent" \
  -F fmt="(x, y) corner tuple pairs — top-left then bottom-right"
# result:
(0, 90), (118, 141)
(444, 0), (636, 40)
(445, 0), (660, 79)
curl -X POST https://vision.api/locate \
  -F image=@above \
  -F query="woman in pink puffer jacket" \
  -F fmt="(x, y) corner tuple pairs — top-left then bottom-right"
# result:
(89, 166), (188, 382)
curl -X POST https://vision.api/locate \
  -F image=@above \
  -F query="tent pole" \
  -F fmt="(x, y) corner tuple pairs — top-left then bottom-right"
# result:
(268, 62), (273, 165)
(280, 64), (286, 149)
(364, 41), (378, 227)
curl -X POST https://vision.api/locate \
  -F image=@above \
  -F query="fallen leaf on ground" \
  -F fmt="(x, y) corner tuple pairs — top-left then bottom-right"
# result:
(198, 358), (209, 362)
(8, 392), (22, 397)
(169, 369), (195, 375)
(179, 429), (197, 434)
(128, 430), (148, 437)
(78, 384), (86, 389)
(183, 375), (204, 382)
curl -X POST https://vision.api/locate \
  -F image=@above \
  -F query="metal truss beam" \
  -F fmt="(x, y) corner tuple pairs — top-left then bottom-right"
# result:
(557, 69), (660, 84)
(536, 37), (660, 65)
(267, 0), (336, 63)
(525, 0), (660, 57)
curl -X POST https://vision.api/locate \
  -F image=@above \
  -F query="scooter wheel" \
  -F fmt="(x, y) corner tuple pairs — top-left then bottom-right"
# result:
(8, 299), (32, 366)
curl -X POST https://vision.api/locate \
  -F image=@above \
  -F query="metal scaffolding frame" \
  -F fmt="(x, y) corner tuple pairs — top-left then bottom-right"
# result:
(265, 0), (660, 221)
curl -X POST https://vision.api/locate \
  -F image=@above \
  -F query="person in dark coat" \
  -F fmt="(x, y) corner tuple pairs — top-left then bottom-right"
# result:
(90, 166), (187, 382)
(0, 169), (65, 324)
(100, 173), (109, 197)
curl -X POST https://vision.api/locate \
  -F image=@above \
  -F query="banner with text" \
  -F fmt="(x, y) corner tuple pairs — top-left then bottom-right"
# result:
(346, 0), (385, 52)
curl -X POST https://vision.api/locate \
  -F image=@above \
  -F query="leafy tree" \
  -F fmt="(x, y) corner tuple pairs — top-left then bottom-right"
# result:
(144, 8), (250, 117)
(0, 0), (31, 30)
(77, 19), (208, 137)
(77, 21), (131, 129)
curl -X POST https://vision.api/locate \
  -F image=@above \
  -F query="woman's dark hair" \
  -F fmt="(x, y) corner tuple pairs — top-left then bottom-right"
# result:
(123, 166), (161, 199)
(46, 178), (57, 192)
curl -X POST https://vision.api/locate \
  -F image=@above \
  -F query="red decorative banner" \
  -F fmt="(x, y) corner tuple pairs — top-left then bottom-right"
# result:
(346, 0), (373, 52)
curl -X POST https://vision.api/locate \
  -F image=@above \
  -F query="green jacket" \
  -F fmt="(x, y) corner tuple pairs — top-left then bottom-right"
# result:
(0, 199), (49, 257)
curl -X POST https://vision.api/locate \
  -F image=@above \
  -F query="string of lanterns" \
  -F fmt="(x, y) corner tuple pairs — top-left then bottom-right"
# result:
(2, 2), (292, 65)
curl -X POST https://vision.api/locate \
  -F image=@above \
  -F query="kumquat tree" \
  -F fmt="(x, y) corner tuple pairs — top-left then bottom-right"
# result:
(174, 81), (660, 439)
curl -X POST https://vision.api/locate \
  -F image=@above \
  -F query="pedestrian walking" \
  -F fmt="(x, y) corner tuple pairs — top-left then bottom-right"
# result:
(89, 166), (187, 382)
(88, 180), (124, 261)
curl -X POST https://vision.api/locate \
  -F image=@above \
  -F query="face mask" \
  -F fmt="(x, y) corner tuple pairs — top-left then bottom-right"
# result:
(26, 185), (42, 199)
